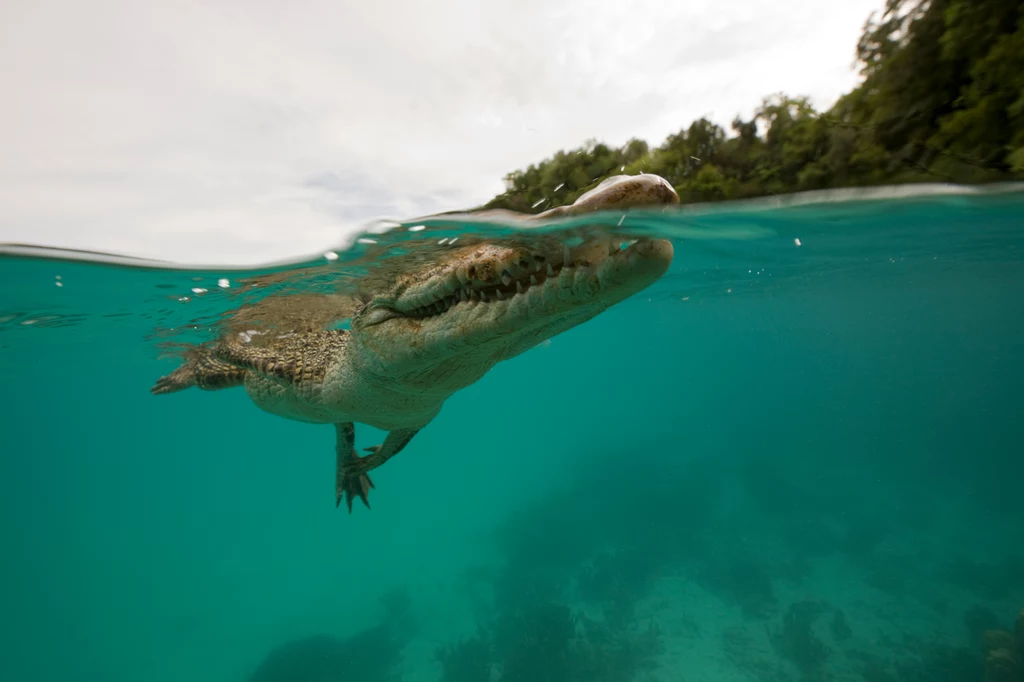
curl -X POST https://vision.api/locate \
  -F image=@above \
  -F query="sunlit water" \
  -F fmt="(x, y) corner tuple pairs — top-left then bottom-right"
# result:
(2, 184), (1023, 682)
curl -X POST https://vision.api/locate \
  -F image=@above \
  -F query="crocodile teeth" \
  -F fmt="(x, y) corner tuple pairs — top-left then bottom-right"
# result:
(496, 290), (505, 300)
(459, 289), (468, 302)
(480, 291), (488, 302)
(529, 274), (538, 286)
(516, 281), (524, 294)
(502, 273), (513, 286)
(547, 263), (555, 276)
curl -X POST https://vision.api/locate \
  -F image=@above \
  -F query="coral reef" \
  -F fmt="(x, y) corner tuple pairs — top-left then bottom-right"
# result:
(967, 606), (1007, 647)
(830, 608), (852, 642)
(720, 626), (786, 681)
(573, 614), (663, 682)
(766, 600), (831, 679)
(575, 549), (660, 606)
(435, 599), (662, 682)
(436, 634), (492, 682)
(847, 637), (988, 682)
(696, 552), (779, 619)
(488, 543), (568, 620)
(492, 600), (662, 682)
(985, 648), (1022, 682)
(575, 548), (666, 634)
(245, 586), (415, 682)
(857, 654), (899, 682)
(493, 601), (579, 682)
(1017, 609), (1024, 656)
(246, 622), (406, 682)
(984, 630), (1018, 655)
(977, 607), (1024, 682)
(892, 642), (983, 682)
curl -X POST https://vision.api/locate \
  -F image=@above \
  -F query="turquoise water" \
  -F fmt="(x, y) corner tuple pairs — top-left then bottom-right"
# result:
(2, 184), (1024, 682)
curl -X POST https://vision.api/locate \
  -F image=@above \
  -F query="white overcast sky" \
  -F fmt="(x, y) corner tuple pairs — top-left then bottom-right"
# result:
(0, 0), (885, 266)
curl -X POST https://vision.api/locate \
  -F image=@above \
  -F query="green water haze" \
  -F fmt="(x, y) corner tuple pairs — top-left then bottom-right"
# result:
(1, 185), (1023, 682)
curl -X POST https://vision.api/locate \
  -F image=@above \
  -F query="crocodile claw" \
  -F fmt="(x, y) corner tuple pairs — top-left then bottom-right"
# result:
(336, 464), (375, 513)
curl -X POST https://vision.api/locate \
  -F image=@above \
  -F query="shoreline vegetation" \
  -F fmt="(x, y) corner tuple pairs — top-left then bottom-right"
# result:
(481, 0), (1024, 214)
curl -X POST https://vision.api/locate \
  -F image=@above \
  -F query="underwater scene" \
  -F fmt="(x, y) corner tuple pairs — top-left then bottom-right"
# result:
(2, 183), (1024, 682)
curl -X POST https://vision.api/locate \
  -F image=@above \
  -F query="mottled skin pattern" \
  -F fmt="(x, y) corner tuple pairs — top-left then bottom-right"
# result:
(151, 174), (679, 512)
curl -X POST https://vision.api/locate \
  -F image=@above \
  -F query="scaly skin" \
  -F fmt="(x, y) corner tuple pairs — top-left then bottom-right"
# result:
(151, 174), (679, 512)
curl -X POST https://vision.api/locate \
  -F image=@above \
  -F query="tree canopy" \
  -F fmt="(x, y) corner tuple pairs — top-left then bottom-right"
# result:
(483, 0), (1024, 213)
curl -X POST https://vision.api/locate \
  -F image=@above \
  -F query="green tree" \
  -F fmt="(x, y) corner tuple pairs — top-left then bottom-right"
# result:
(482, 0), (1023, 213)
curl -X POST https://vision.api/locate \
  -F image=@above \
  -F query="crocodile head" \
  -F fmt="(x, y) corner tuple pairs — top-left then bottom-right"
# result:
(347, 174), (678, 392)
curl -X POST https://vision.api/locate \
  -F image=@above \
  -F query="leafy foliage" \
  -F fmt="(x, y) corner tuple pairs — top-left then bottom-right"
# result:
(484, 0), (1024, 212)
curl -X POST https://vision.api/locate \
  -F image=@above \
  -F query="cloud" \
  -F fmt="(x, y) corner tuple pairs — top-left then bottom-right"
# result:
(0, 0), (885, 265)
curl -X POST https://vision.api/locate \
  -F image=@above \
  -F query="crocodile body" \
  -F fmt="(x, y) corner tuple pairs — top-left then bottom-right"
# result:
(151, 174), (679, 512)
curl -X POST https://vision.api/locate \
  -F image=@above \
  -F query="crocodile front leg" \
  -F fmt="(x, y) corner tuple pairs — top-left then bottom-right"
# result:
(334, 423), (420, 513)
(335, 422), (368, 512)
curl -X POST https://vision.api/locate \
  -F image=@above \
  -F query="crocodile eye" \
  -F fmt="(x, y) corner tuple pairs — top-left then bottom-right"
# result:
(362, 307), (391, 326)
(359, 305), (401, 327)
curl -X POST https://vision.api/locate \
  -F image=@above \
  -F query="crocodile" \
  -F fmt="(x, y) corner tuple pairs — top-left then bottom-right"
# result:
(151, 174), (679, 512)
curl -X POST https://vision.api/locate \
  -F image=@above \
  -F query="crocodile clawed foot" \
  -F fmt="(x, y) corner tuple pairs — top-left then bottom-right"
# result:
(336, 464), (375, 513)
(336, 450), (383, 513)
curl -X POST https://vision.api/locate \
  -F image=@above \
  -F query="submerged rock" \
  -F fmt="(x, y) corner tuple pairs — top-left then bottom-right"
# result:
(983, 647), (1021, 682)
(247, 622), (404, 682)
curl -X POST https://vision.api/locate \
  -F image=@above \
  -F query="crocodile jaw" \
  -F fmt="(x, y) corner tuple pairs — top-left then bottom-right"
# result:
(350, 236), (673, 391)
